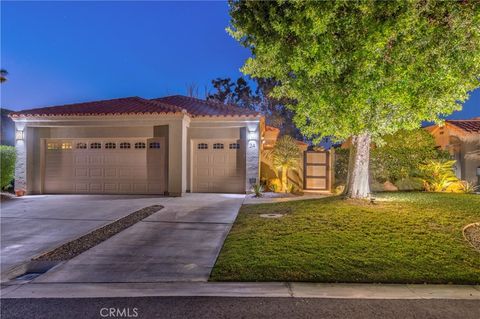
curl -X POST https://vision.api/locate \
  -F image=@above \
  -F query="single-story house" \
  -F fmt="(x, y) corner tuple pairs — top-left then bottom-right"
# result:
(425, 117), (480, 185)
(9, 95), (262, 196)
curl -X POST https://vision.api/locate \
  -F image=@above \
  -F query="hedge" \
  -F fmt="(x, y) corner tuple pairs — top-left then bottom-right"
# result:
(0, 145), (16, 189)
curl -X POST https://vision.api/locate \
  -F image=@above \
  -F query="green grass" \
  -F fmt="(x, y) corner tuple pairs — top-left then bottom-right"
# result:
(211, 192), (480, 284)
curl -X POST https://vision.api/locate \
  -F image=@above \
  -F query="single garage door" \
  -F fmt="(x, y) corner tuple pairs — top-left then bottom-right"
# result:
(192, 139), (246, 193)
(44, 138), (165, 194)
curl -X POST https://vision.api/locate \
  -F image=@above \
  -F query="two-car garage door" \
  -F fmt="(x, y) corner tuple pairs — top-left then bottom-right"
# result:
(44, 138), (165, 194)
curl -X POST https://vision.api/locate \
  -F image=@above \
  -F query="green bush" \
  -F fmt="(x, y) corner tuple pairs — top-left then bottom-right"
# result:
(334, 148), (349, 186)
(395, 177), (424, 191)
(370, 129), (450, 182)
(0, 145), (16, 189)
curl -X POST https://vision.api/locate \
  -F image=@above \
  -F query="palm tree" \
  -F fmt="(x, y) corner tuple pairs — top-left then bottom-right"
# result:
(0, 69), (8, 83)
(267, 135), (302, 192)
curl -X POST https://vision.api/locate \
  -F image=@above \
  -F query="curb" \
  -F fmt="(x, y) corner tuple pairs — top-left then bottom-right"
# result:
(2, 282), (480, 300)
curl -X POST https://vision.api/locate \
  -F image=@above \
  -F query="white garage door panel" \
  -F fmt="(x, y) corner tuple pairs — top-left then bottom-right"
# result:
(44, 138), (165, 195)
(192, 139), (245, 193)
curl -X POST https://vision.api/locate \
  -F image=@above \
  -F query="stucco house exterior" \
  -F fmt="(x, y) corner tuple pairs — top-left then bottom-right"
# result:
(425, 117), (480, 185)
(9, 95), (262, 196)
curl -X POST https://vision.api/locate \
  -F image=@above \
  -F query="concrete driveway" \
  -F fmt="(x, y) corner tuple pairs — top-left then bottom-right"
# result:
(21, 193), (244, 283)
(1, 195), (171, 276)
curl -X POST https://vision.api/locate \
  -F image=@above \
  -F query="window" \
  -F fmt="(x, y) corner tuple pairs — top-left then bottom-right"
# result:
(90, 142), (102, 149)
(197, 143), (208, 149)
(76, 142), (87, 149)
(61, 142), (72, 150)
(135, 142), (146, 149)
(120, 142), (131, 149)
(105, 142), (116, 149)
(213, 143), (224, 149)
(149, 142), (161, 149)
(229, 143), (240, 149)
(47, 143), (61, 150)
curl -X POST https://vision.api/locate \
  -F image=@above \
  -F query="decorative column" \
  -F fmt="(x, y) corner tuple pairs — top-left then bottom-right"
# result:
(14, 122), (27, 194)
(245, 121), (261, 193)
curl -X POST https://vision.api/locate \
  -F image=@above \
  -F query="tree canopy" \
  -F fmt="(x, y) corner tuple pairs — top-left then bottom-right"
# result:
(228, 1), (480, 142)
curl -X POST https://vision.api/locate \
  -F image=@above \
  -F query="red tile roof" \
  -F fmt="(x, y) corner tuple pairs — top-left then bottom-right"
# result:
(9, 95), (260, 118)
(447, 119), (480, 134)
(152, 95), (260, 117)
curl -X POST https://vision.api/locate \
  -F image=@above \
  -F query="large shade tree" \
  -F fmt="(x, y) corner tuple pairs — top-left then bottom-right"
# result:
(228, 1), (480, 198)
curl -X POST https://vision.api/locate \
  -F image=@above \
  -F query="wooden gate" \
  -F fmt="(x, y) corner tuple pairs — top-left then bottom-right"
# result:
(303, 150), (331, 191)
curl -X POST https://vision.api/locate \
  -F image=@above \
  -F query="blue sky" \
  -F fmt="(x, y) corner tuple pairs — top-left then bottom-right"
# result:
(1, 1), (478, 120)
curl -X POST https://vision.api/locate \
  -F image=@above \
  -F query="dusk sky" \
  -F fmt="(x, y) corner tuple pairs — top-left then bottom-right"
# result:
(1, 1), (478, 120)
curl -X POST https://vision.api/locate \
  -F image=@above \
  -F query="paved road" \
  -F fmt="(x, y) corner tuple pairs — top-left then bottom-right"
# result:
(2, 297), (480, 319)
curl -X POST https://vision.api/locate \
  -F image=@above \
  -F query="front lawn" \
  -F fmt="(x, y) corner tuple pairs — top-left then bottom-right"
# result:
(211, 192), (480, 284)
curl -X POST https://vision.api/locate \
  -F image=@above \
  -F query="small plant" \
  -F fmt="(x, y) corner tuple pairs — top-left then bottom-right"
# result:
(252, 183), (264, 198)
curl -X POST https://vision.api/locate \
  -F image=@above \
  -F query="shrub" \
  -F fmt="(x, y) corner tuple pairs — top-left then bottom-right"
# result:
(418, 160), (459, 192)
(446, 180), (479, 194)
(394, 177), (424, 191)
(0, 145), (16, 189)
(334, 148), (349, 186)
(370, 129), (450, 182)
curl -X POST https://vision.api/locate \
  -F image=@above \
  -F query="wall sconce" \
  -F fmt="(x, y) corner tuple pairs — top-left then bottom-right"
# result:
(248, 130), (258, 141)
(15, 129), (24, 141)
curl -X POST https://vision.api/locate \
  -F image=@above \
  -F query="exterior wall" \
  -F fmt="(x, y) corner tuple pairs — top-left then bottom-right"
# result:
(427, 124), (480, 185)
(462, 137), (480, 185)
(167, 117), (189, 196)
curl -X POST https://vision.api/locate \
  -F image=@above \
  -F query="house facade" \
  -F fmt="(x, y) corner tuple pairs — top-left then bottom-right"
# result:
(425, 118), (480, 185)
(10, 95), (262, 196)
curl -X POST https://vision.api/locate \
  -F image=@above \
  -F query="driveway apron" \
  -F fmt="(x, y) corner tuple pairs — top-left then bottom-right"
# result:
(33, 194), (244, 283)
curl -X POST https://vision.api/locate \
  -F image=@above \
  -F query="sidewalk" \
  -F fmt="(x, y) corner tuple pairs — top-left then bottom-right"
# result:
(2, 282), (479, 299)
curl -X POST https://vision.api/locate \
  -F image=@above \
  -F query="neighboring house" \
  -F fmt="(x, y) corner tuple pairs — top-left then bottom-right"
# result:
(1, 108), (15, 146)
(261, 125), (333, 192)
(425, 117), (480, 185)
(9, 95), (262, 196)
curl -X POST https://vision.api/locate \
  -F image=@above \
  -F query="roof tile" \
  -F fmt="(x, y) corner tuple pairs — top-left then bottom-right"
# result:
(447, 119), (480, 134)
(9, 95), (260, 118)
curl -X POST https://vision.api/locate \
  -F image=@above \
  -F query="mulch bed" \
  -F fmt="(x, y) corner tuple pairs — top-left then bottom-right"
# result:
(463, 223), (480, 253)
(33, 205), (163, 261)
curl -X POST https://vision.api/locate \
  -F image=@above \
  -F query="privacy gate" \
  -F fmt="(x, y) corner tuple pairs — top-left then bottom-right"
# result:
(303, 150), (331, 191)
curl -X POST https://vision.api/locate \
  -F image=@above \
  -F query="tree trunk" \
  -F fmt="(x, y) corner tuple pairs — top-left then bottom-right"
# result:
(281, 165), (288, 193)
(345, 133), (371, 199)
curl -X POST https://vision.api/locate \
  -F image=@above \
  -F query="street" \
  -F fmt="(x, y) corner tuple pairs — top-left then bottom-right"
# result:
(2, 297), (480, 319)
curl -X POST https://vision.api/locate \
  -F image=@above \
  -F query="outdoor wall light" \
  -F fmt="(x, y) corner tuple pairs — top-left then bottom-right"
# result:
(476, 167), (480, 176)
(248, 130), (258, 141)
(15, 129), (24, 141)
